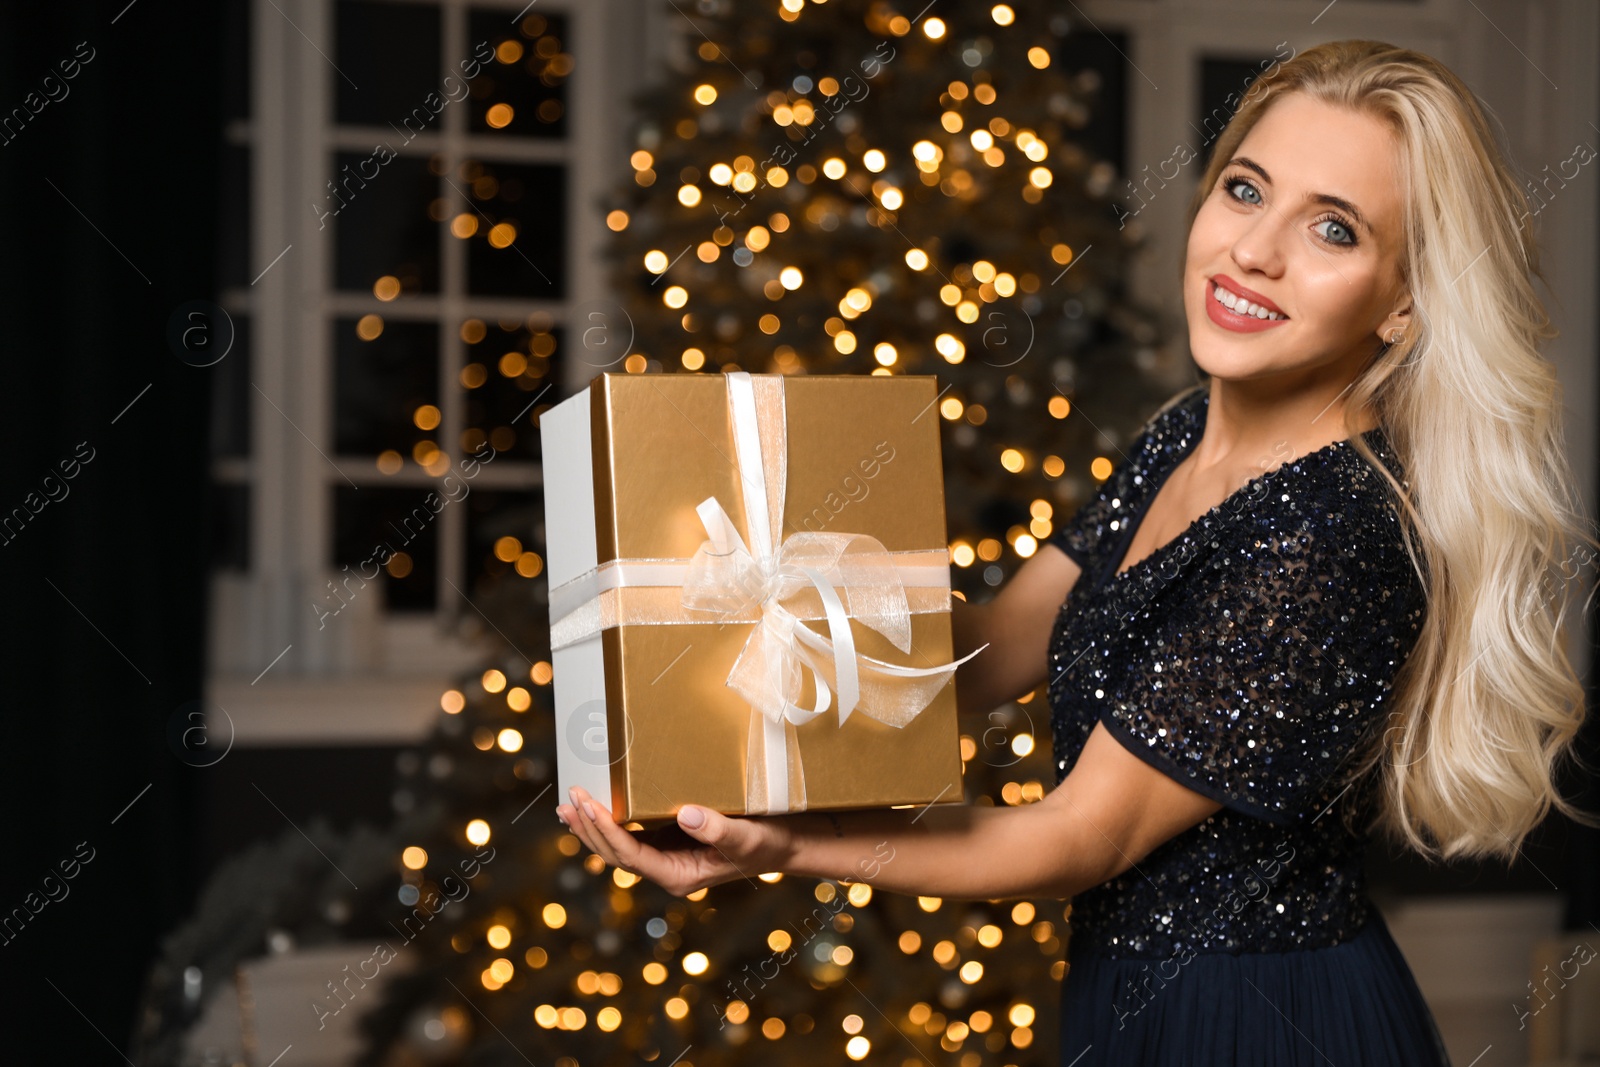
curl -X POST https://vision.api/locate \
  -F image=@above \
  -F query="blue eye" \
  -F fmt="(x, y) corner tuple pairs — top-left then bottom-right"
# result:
(1225, 178), (1262, 205)
(1313, 216), (1356, 246)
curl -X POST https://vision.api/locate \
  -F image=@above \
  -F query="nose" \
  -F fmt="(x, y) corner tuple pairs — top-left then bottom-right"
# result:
(1229, 208), (1288, 277)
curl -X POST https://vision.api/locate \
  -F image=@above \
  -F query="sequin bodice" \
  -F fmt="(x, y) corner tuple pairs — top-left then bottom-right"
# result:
(1047, 386), (1427, 959)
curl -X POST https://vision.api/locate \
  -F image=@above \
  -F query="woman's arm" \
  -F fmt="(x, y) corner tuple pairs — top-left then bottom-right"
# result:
(561, 721), (1222, 901)
(776, 724), (1222, 900)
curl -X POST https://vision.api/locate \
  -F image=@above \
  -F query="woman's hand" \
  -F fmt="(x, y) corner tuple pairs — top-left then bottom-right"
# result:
(556, 786), (794, 898)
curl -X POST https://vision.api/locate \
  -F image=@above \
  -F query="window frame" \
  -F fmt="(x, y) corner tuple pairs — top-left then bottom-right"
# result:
(209, 0), (653, 743)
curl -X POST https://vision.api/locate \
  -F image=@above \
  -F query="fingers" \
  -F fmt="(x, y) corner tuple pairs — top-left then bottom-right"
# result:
(561, 788), (631, 871)
(556, 796), (602, 858)
(583, 798), (639, 869)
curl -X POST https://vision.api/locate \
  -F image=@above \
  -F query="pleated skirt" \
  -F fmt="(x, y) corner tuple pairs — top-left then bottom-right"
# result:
(1058, 913), (1453, 1066)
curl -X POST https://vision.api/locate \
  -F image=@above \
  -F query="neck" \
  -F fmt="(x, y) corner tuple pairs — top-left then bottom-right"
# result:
(1194, 370), (1373, 471)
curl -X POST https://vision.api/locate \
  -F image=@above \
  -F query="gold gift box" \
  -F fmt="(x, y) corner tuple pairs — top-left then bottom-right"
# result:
(540, 372), (967, 826)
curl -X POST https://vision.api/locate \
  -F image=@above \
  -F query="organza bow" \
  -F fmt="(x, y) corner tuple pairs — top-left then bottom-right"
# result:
(677, 372), (984, 812)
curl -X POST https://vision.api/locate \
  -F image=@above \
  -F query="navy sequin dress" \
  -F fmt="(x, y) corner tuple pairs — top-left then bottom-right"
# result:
(1046, 386), (1452, 1066)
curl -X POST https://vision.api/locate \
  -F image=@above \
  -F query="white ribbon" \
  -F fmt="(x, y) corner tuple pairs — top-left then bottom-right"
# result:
(548, 371), (986, 814)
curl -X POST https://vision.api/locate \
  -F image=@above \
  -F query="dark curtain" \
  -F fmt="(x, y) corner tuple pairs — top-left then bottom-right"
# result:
(0, 0), (218, 1056)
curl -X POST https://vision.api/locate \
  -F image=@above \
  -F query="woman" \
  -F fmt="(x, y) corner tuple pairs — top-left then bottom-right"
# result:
(556, 40), (1594, 1064)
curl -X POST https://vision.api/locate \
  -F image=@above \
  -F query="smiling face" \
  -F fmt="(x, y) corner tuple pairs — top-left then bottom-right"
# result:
(1183, 92), (1412, 390)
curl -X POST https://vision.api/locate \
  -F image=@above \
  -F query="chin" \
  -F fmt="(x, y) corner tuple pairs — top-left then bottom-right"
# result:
(1187, 335), (1282, 382)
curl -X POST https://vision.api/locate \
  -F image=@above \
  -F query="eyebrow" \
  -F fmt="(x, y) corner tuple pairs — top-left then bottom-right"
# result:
(1226, 156), (1372, 236)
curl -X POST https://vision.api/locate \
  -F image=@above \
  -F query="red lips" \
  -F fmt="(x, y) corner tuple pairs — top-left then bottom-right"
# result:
(1203, 274), (1289, 334)
(1211, 274), (1287, 317)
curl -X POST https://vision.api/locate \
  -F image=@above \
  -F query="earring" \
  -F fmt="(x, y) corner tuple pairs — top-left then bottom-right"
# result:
(1386, 327), (1406, 345)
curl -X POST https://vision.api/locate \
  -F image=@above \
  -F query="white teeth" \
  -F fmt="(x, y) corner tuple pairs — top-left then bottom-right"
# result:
(1212, 281), (1284, 320)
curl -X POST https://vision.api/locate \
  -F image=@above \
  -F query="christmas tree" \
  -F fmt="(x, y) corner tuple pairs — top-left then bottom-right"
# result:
(353, 2), (1177, 1063)
(139, 2), (1182, 1064)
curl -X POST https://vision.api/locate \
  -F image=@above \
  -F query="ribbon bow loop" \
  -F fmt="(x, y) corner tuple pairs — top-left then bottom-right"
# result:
(681, 492), (928, 736)
(681, 498), (916, 653)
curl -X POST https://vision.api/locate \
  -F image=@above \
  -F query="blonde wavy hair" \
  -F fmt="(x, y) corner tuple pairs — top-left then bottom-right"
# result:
(1180, 39), (1597, 861)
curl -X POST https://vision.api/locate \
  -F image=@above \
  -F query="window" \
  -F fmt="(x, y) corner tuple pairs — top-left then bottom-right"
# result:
(209, 0), (637, 742)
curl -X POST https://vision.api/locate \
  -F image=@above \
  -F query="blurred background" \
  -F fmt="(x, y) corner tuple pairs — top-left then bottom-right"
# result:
(0, 0), (1595, 1064)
